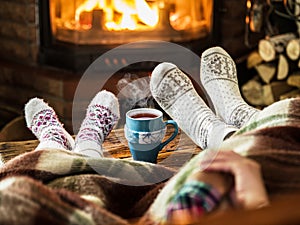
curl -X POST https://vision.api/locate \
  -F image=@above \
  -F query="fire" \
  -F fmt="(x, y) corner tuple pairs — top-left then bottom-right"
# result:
(75, 0), (159, 31)
(136, 0), (158, 27)
(75, 0), (105, 22)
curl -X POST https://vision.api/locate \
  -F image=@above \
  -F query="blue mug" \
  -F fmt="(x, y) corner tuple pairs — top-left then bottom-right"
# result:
(125, 108), (178, 163)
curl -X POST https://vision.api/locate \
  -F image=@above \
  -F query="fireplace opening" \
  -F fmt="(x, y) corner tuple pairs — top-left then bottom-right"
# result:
(52, 0), (212, 44)
(39, 0), (214, 73)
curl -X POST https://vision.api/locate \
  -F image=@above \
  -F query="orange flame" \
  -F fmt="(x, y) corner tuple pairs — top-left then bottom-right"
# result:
(75, 0), (158, 31)
(75, 0), (105, 22)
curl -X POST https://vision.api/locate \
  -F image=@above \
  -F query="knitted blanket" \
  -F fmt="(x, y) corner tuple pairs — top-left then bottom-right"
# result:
(0, 148), (174, 225)
(0, 98), (300, 225)
(141, 98), (300, 224)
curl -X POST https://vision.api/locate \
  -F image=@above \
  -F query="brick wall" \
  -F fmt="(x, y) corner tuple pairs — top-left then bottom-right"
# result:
(0, 0), (39, 64)
(0, 59), (78, 133)
(0, 0), (256, 139)
(0, 0), (78, 135)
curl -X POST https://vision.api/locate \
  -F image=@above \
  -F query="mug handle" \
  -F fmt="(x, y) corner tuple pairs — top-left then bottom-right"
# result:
(159, 120), (179, 149)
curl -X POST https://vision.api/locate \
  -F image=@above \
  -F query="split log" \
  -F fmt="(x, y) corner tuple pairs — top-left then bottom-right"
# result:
(295, 0), (300, 34)
(258, 33), (296, 62)
(241, 77), (264, 106)
(255, 63), (276, 84)
(286, 38), (300, 60)
(247, 51), (263, 69)
(277, 54), (289, 80)
(245, 33), (300, 106)
(263, 81), (295, 105)
(287, 74), (300, 88)
(280, 89), (300, 100)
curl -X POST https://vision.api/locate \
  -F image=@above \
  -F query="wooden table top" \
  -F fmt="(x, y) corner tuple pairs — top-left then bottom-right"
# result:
(0, 128), (201, 170)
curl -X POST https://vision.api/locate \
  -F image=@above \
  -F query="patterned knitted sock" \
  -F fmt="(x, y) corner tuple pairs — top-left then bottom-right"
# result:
(150, 62), (237, 150)
(73, 90), (120, 157)
(200, 47), (260, 128)
(24, 98), (75, 151)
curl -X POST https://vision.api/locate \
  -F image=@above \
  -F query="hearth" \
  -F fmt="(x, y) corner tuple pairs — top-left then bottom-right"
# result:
(39, 0), (214, 72)
(1, 0), (256, 136)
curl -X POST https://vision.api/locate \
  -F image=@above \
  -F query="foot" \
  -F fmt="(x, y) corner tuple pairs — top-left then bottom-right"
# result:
(73, 90), (120, 157)
(24, 98), (74, 151)
(150, 62), (237, 150)
(200, 47), (259, 128)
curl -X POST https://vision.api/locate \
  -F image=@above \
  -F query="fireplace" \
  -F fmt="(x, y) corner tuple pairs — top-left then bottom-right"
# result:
(0, 0), (252, 136)
(0, 0), (216, 136)
(39, 0), (214, 72)
(51, 0), (212, 44)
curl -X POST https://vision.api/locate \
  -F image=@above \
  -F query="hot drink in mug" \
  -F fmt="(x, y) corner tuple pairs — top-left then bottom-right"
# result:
(125, 108), (178, 163)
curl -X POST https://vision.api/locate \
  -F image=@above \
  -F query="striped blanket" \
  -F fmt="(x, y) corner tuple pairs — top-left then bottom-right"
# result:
(0, 98), (300, 225)
(141, 98), (300, 224)
(0, 148), (174, 225)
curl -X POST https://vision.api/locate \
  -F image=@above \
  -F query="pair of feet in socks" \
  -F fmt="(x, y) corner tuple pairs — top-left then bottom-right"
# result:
(25, 90), (120, 157)
(24, 47), (259, 156)
(150, 46), (259, 150)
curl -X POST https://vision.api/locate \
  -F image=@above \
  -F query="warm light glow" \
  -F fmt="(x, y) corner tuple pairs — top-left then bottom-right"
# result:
(120, 13), (137, 30)
(75, 0), (105, 22)
(136, 0), (158, 27)
(170, 13), (192, 30)
(114, 0), (136, 14)
(75, 0), (159, 31)
(247, 0), (252, 9)
(54, 0), (213, 45)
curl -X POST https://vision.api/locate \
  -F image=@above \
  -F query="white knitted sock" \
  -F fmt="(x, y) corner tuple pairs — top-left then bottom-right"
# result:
(150, 62), (238, 150)
(24, 98), (75, 151)
(73, 90), (120, 157)
(200, 46), (260, 128)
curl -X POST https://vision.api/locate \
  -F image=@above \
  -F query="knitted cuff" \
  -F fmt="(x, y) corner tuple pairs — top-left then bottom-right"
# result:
(166, 180), (222, 219)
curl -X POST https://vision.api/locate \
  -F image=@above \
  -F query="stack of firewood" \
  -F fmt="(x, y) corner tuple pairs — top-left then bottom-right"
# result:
(242, 32), (300, 106)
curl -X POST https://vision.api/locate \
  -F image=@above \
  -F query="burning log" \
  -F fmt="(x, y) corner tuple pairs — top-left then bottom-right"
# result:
(156, 3), (174, 30)
(79, 11), (92, 28)
(92, 10), (105, 30)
